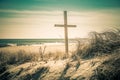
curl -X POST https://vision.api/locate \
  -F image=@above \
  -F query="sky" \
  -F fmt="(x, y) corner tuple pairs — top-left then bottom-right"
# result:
(0, 0), (120, 39)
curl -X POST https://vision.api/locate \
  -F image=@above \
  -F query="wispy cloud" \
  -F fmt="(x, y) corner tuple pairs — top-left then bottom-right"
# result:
(0, 9), (120, 38)
(0, 9), (120, 25)
(0, 9), (120, 18)
(0, 10), (62, 15)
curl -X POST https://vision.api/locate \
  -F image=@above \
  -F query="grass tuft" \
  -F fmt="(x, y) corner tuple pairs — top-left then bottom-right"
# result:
(76, 28), (120, 59)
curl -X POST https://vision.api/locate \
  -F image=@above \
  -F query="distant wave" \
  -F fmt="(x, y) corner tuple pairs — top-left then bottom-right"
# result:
(0, 42), (65, 47)
(0, 39), (83, 47)
(0, 43), (17, 47)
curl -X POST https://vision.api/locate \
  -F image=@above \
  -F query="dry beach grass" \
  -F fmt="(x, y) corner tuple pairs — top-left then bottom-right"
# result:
(0, 29), (120, 80)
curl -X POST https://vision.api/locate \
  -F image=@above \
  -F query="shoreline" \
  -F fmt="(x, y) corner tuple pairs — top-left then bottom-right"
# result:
(0, 42), (77, 47)
(0, 43), (77, 54)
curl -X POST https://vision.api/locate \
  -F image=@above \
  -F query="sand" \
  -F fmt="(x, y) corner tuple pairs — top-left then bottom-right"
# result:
(0, 43), (77, 54)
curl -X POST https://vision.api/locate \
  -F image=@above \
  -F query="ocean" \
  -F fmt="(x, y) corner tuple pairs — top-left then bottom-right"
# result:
(0, 39), (77, 47)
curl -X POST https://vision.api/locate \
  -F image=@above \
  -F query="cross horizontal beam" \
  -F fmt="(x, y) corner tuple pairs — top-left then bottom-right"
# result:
(55, 24), (76, 27)
(54, 11), (77, 55)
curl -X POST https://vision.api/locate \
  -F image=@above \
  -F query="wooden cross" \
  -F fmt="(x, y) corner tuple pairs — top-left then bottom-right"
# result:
(55, 11), (76, 55)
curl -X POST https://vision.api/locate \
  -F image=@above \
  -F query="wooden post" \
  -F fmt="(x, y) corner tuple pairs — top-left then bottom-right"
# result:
(64, 11), (68, 54)
(55, 11), (76, 55)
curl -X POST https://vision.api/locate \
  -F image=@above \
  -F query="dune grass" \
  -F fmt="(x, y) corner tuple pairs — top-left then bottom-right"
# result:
(0, 50), (39, 65)
(0, 29), (119, 66)
(72, 28), (120, 80)
(90, 52), (120, 80)
(0, 46), (67, 67)
(0, 28), (120, 80)
(75, 28), (120, 59)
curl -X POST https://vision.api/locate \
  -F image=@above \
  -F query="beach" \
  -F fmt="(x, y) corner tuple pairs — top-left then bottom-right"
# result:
(0, 43), (77, 56)
(0, 29), (120, 80)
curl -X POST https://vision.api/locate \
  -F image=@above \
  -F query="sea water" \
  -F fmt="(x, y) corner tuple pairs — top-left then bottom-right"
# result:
(0, 39), (77, 47)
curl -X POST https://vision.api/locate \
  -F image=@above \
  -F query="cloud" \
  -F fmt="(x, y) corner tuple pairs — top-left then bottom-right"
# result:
(0, 10), (60, 18)
(0, 9), (62, 15)
(0, 8), (120, 18)
(0, 9), (120, 38)
(0, 9), (120, 25)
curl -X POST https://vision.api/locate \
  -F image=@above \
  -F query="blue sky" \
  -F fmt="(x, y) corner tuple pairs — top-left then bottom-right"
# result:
(0, 0), (120, 38)
(0, 0), (120, 10)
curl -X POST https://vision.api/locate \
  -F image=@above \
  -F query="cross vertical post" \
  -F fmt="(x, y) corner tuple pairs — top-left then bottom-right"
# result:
(64, 11), (68, 54)
(55, 11), (76, 56)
